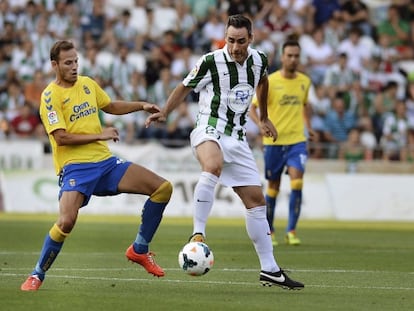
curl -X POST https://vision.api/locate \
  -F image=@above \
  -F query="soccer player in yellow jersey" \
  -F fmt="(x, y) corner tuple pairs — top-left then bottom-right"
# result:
(251, 40), (314, 246)
(21, 40), (173, 291)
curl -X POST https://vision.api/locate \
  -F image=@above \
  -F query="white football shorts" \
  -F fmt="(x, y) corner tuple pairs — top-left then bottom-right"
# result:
(190, 125), (261, 187)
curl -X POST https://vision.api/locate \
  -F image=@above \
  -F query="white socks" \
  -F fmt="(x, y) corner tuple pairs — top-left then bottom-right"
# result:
(193, 172), (218, 236)
(245, 206), (279, 272)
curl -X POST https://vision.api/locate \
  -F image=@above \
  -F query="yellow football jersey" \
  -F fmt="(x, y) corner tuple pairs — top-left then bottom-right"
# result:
(39, 76), (112, 174)
(253, 70), (310, 145)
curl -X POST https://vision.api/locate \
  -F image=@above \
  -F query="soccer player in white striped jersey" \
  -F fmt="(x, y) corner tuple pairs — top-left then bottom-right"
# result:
(146, 14), (304, 290)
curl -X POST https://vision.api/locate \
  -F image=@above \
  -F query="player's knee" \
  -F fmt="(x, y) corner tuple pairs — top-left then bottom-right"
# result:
(49, 223), (69, 243)
(290, 179), (303, 190)
(150, 180), (173, 203)
(266, 188), (279, 198)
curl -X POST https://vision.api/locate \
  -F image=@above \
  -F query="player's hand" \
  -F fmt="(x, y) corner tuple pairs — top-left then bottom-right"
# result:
(101, 127), (120, 142)
(260, 119), (278, 142)
(142, 103), (161, 114)
(307, 128), (317, 141)
(145, 111), (167, 128)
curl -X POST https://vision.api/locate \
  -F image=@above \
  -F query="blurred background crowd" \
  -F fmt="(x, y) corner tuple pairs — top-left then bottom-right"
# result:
(1, 0), (414, 162)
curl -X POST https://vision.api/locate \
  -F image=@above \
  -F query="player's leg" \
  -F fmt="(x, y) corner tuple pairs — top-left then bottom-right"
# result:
(285, 142), (307, 245)
(263, 145), (284, 242)
(21, 191), (84, 291)
(235, 185), (304, 289)
(116, 162), (172, 276)
(190, 140), (222, 240)
(235, 185), (279, 272)
(265, 179), (280, 244)
(189, 127), (223, 241)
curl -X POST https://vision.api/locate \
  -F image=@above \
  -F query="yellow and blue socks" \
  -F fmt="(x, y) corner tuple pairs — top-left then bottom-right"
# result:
(133, 181), (172, 254)
(287, 179), (303, 232)
(265, 188), (278, 233)
(31, 224), (68, 281)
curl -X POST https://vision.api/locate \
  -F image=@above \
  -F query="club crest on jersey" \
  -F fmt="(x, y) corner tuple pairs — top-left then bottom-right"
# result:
(83, 85), (90, 94)
(188, 65), (199, 79)
(47, 110), (58, 125)
(69, 179), (76, 187)
(227, 83), (254, 113)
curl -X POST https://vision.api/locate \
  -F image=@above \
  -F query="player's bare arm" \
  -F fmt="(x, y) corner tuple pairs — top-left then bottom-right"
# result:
(102, 101), (161, 115)
(145, 83), (192, 127)
(51, 127), (120, 145)
(255, 75), (278, 142)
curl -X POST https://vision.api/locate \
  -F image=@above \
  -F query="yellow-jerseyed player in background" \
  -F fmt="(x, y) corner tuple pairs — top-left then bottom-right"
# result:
(251, 40), (314, 246)
(21, 40), (172, 291)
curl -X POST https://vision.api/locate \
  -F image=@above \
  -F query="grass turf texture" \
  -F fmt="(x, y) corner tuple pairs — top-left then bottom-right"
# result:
(0, 213), (413, 311)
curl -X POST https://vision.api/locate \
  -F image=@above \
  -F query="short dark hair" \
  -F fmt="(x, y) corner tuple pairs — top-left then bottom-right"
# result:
(50, 40), (75, 62)
(226, 14), (252, 37)
(282, 40), (301, 53)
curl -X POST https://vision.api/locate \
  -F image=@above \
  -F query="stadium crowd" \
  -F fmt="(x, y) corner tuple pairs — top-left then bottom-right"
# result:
(1, 0), (414, 161)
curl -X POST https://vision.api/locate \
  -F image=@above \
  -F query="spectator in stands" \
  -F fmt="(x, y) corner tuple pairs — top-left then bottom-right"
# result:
(405, 79), (414, 127)
(311, 0), (341, 28)
(175, 0), (198, 50)
(201, 11), (226, 51)
(144, 46), (169, 87)
(322, 13), (346, 52)
(226, 0), (259, 17)
(165, 100), (194, 146)
(308, 83), (331, 158)
(376, 4), (412, 60)
(23, 69), (47, 112)
(159, 30), (182, 67)
(340, 0), (373, 36)
(279, 0), (314, 35)
(338, 127), (365, 170)
(323, 92), (357, 158)
(170, 46), (197, 81)
(301, 26), (335, 85)
(358, 115), (377, 160)
(80, 0), (107, 47)
(322, 52), (354, 100)
(372, 80), (400, 144)
(9, 102), (44, 139)
(29, 17), (55, 69)
(337, 25), (372, 76)
(129, 0), (149, 37)
(0, 78), (25, 123)
(112, 9), (138, 50)
(359, 55), (389, 116)
(184, 0), (217, 26)
(250, 27), (276, 71)
(11, 40), (41, 83)
(110, 44), (135, 91)
(263, 2), (293, 48)
(47, 0), (73, 39)
(0, 47), (12, 91)
(15, 0), (40, 36)
(380, 100), (409, 161)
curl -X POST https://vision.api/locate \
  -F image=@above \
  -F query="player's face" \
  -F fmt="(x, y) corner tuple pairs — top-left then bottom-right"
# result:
(53, 48), (79, 86)
(225, 25), (252, 64)
(281, 45), (300, 73)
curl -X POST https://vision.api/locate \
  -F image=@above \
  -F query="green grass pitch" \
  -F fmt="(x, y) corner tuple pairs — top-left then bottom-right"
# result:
(0, 213), (413, 311)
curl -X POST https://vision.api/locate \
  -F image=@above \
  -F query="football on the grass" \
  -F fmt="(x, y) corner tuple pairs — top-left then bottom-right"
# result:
(178, 242), (214, 276)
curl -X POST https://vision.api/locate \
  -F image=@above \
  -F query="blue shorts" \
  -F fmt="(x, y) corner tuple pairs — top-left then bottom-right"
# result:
(58, 156), (132, 207)
(263, 142), (308, 181)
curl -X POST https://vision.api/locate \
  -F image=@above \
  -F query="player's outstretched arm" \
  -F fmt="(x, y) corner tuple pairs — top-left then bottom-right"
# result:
(102, 101), (161, 115)
(145, 83), (192, 127)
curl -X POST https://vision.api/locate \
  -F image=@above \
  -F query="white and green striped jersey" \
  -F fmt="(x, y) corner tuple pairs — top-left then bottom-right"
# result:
(183, 45), (268, 140)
